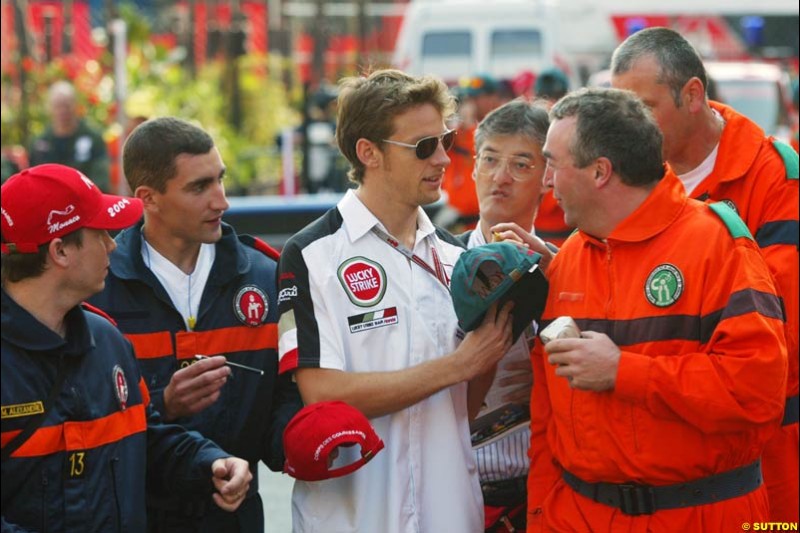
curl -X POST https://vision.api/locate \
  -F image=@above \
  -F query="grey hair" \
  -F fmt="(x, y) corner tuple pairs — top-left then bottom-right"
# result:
(474, 98), (550, 153)
(611, 27), (707, 107)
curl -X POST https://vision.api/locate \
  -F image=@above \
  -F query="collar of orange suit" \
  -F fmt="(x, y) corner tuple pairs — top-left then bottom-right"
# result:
(578, 170), (687, 247)
(707, 100), (762, 186)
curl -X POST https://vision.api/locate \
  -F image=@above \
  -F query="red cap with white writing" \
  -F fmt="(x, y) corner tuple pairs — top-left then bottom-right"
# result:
(283, 401), (384, 482)
(1, 164), (143, 254)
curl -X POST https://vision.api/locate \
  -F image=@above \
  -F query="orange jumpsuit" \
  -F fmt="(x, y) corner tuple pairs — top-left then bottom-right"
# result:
(533, 191), (574, 248)
(527, 173), (788, 531)
(697, 102), (799, 522)
(442, 124), (479, 221)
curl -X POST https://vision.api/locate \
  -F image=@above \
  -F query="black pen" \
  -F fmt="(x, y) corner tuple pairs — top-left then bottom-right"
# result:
(194, 354), (264, 375)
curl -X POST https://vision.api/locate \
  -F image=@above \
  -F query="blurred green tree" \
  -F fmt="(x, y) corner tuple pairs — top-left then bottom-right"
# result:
(1, 2), (300, 195)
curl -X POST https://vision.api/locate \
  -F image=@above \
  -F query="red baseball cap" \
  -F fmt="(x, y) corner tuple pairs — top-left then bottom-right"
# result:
(1, 164), (143, 254)
(283, 401), (384, 482)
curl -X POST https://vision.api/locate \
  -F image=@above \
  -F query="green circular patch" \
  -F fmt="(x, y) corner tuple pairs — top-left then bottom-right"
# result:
(645, 264), (684, 307)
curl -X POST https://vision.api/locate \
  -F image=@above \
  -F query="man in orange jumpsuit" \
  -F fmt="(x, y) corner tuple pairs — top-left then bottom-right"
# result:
(526, 87), (787, 531)
(611, 28), (799, 522)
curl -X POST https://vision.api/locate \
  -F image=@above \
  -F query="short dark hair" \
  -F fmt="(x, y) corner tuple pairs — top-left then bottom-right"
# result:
(474, 98), (550, 153)
(123, 117), (215, 193)
(1, 229), (84, 283)
(550, 88), (665, 187)
(611, 27), (707, 107)
(335, 69), (456, 184)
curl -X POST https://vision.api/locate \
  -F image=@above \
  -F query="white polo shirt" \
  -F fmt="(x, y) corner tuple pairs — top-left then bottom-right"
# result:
(278, 190), (483, 533)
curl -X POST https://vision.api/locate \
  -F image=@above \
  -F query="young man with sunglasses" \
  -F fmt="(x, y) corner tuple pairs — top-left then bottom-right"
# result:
(277, 69), (514, 532)
(458, 98), (551, 532)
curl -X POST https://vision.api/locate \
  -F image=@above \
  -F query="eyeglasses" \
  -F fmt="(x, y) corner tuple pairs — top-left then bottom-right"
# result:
(382, 130), (456, 160)
(474, 153), (538, 181)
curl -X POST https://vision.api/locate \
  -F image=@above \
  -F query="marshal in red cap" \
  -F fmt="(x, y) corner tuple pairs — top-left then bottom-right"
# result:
(1, 164), (143, 254)
(283, 401), (384, 482)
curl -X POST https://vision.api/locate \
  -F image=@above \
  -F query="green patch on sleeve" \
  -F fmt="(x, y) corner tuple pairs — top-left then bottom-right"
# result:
(709, 202), (754, 241)
(771, 139), (799, 180)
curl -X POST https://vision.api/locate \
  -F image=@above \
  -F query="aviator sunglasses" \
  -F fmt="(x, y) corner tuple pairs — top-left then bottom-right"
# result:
(382, 130), (457, 160)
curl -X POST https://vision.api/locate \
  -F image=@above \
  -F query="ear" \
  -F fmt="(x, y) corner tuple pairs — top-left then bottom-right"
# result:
(683, 77), (706, 113)
(47, 238), (71, 269)
(355, 138), (382, 170)
(135, 185), (159, 213)
(594, 157), (614, 188)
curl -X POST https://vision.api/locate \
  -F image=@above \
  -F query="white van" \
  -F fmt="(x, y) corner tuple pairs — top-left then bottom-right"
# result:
(392, 0), (556, 84)
(391, 0), (798, 88)
(391, 0), (615, 86)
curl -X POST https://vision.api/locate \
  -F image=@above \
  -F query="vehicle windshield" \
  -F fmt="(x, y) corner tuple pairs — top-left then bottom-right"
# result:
(490, 29), (543, 59)
(422, 32), (472, 58)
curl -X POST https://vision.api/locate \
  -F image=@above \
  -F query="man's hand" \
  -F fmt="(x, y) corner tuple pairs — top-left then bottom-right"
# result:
(457, 302), (514, 381)
(162, 355), (231, 421)
(490, 222), (556, 276)
(211, 457), (253, 512)
(545, 331), (620, 391)
(498, 358), (533, 403)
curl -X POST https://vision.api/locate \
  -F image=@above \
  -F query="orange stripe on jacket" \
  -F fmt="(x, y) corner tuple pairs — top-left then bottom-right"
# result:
(1, 403), (147, 458)
(126, 331), (173, 359)
(279, 348), (298, 375)
(138, 377), (151, 406)
(174, 324), (278, 360)
(126, 324), (278, 361)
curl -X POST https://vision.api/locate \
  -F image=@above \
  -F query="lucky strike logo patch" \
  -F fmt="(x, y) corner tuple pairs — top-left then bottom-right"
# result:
(234, 285), (269, 326)
(337, 257), (387, 307)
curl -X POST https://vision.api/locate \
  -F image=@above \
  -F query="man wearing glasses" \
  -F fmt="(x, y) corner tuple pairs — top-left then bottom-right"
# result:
(277, 69), (514, 532)
(458, 98), (551, 532)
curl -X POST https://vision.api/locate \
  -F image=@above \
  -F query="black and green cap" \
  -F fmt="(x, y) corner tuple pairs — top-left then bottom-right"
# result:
(451, 242), (549, 342)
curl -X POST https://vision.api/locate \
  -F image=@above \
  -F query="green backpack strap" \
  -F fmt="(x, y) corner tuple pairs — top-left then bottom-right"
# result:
(708, 202), (754, 241)
(771, 139), (799, 180)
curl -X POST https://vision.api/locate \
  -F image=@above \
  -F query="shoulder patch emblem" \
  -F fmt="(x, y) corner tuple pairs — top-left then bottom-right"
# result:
(337, 257), (387, 307)
(113, 365), (129, 411)
(234, 285), (269, 326)
(645, 264), (684, 307)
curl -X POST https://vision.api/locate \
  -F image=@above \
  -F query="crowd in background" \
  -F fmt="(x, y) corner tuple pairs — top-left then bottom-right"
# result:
(2, 24), (799, 533)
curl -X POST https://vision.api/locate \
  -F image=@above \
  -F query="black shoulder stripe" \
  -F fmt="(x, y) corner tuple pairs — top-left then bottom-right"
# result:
(284, 207), (344, 251)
